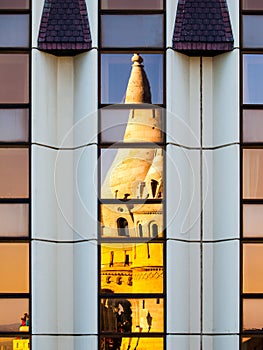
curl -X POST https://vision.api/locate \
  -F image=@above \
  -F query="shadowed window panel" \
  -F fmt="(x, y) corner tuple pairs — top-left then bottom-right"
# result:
(0, 0), (29, 9)
(0, 54), (29, 103)
(100, 243), (163, 293)
(100, 337), (164, 349)
(101, 0), (163, 9)
(243, 16), (263, 48)
(243, 244), (263, 293)
(243, 110), (263, 143)
(243, 0), (263, 9)
(243, 204), (263, 237)
(0, 109), (29, 142)
(243, 149), (263, 199)
(101, 54), (163, 104)
(100, 203), (163, 238)
(0, 15), (29, 47)
(242, 337), (263, 349)
(100, 298), (164, 333)
(243, 299), (263, 331)
(100, 106), (164, 143)
(101, 15), (163, 48)
(0, 148), (29, 198)
(243, 55), (263, 104)
(0, 204), (28, 237)
(100, 147), (163, 199)
(0, 243), (29, 293)
(0, 299), (29, 332)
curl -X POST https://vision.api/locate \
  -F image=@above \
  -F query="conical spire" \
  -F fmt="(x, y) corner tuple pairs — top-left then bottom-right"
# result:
(125, 54), (152, 104)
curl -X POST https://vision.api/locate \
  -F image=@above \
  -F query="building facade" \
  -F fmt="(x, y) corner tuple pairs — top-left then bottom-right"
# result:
(2, 0), (262, 349)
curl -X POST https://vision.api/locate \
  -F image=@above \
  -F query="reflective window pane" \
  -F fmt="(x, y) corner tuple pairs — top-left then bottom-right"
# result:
(100, 298), (164, 333)
(0, 15), (29, 47)
(243, 244), (263, 293)
(0, 299), (29, 332)
(0, 109), (29, 142)
(243, 204), (263, 237)
(242, 0), (263, 10)
(243, 299), (263, 331)
(100, 106), (164, 143)
(101, 0), (163, 9)
(243, 16), (263, 48)
(243, 55), (263, 105)
(0, 148), (29, 198)
(243, 110), (263, 143)
(0, 243), (29, 293)
(101, 147), (163, 199)
(100, 337), (163, 349)
(0, 0), (29, 9)
(242, 337), (263, 349)
(101, 15), (163, 48)
(243, 149), (263, 199)
(100, 203), (163, 238)
(100, 243), (163, 293)
(0, 337), (30, 350)
(0, 54), (29, 103)
(0, 204), (28, 237)
(101, 53), (163, 104)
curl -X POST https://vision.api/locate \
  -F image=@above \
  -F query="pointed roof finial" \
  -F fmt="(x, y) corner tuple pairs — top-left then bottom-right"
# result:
(125, 53), (152, 104)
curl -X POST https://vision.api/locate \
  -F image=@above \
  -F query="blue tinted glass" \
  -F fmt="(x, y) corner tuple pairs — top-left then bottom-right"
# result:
(243, 16), (263, 48)
(101, 53), (163, 104)
(101, 15), (164, 48)
(0, 15), (29, 47)
(243, 55), (263, 104)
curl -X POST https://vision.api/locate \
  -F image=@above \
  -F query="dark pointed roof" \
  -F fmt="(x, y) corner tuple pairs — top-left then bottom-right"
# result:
(172, 0), (234, 56)
(38, 0), (92, 56)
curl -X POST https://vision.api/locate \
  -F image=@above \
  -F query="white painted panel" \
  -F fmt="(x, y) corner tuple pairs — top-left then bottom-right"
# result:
(203, 145), (239, 240)
(167, 241), (200, 333)
(74, 241), (98, 334)
(203, 241), (239, 333)
(167, 145), (200, 240)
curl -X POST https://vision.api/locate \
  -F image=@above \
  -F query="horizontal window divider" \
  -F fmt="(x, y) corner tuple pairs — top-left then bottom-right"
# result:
(99, 237), (165, 244)
(99, 49), (165, 54)
(242, 293), (263, 298)
(0, 142), (29, 147)
(99, 103), (165, 110)
(99, 143), (165, 149)
(0, 238), (30, 243)
(99, 103), (165, 109)
(99, 199), (163, 204)
(99, 333), (164, 338)
(99, 293), (164, 298)
(0, 293), (29, 298)
(242, 142), (263, 147)
(0, 104), (30, 108)
(0, 332), (30, 336)
(100, 46), (165, 51)
(0, 48), (30, 53)
(99, 10), (164, 14)
(242, 198), (263, 204)
(241, 238), (263, 243)
(242, 10), (263, 15)
(0, 198), (29, 203)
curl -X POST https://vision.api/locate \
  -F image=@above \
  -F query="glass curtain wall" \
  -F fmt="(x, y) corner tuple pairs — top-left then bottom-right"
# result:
(98, 1), (166, 349)
(241, 1), (263, 348)
(0, 0), (31, 349)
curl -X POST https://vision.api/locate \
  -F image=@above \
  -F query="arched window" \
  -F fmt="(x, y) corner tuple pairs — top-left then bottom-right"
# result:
(138, 223), (143, 237)
(152, 223), (158, 237)
(117, 217), (129, 236)
(151, 179), (158, 198)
